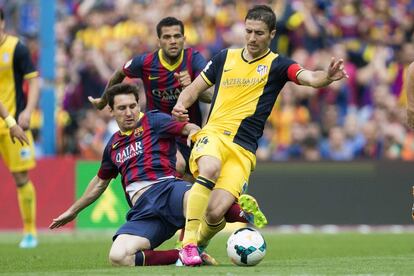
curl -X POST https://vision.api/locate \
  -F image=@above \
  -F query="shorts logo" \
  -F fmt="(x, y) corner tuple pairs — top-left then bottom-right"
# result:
(20, 148), (31, 160)
(257, 65), (268, 76)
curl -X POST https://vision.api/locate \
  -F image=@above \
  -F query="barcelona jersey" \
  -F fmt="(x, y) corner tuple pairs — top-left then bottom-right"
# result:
(123, 48), (206, 126)
(97, 110), (187, 190)
(200, 48), (303, 153)
(0, 35), (38, 134)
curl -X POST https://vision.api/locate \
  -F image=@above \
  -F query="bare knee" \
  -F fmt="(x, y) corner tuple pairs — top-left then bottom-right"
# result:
(198, 157), (221, 181)
(12, 171), (29, 187)
(109, 247), (130, 266)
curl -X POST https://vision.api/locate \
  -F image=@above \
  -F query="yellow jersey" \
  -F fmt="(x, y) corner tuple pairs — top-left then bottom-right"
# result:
(200, 48), (303, 153)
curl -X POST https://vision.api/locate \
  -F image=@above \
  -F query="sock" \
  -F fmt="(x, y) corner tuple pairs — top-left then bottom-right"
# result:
(134, 249), (179, 266)
(182, 176), (215, 246)
(198, 217), (226, 248)
(225, 203), (248, 223)
(17, 181), (37, 235)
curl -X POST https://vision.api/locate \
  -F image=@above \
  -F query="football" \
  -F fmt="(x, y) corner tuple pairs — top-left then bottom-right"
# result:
(226, 227), (266, 266)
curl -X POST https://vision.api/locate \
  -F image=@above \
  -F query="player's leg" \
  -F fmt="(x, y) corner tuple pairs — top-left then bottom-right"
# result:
(1, 131), (37, 248)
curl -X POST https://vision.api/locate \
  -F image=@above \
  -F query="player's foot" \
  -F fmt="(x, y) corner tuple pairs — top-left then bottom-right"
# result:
(239, 194), (268, 229)
(199, 249), (219, 266)
(19, 234), (38, 249)
(179, 243), (202, 266)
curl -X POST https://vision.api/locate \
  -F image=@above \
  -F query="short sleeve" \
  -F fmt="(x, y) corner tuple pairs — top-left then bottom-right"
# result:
(123, 54), (146, 79)
(14, 42), (38, 79)
(200, 49), (228, 86)
(97, 142), (118, 180)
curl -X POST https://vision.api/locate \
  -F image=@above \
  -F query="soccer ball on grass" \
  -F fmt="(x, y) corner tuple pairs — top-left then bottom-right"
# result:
(226, 227), (266, 266)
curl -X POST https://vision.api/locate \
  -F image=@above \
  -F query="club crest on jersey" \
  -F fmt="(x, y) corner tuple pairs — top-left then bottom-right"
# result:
(256, 65), (268, 76)
(134, 126), (143, 137)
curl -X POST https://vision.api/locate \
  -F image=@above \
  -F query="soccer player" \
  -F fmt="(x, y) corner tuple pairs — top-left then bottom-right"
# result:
(88, 16), (211, 178)
(0, 101), (30, 145)
(172, 4), (349, 266)
(50, 83), (215, 266)
(0, 8), (40, 248)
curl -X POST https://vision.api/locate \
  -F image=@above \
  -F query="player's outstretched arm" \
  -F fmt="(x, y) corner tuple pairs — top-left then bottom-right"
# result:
(49, 176), (111, 229)
(89, 69), (126, 110)
(172, 75), (211, 121)
(406, 62), (414, 129)
(297, 57), (349, 88)
(0, 101), (29, 145)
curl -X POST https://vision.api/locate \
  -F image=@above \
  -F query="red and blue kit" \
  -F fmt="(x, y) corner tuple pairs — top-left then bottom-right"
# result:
(123, 48), (206, 126)
(97, 110), (187, 200)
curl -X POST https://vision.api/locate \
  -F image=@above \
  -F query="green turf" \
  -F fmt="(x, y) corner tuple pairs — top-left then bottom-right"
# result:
(1, 231), (414, 275)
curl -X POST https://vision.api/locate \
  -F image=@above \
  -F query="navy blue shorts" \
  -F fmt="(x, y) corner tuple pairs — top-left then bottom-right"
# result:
(113, 179), (191, 249)
(176, 140), (192, 174)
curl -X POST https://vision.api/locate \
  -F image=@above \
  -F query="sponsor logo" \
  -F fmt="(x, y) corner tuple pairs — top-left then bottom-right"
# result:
(151, 88), (182, 101)
(115, 141), (143, 163)
(112, 142), (120, 149)
(148, 75), (160, 80)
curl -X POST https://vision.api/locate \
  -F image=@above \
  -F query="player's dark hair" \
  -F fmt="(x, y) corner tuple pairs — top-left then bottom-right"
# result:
(0, 7), (4, 21)
(156, 17), (184, 38)
(106, 83), (139, 109)
(245, 5), (276, 32)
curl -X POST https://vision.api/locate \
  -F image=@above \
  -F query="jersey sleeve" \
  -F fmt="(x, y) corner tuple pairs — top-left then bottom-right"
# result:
(123, 54), (146, 79)
(97, 141), (118, 180)
(151, 111), (187, 138)
(14, 42), (38, 79)
(191, 50), (207, 77)
(272, 56), (304, 84)
(200, 49), (228, 86)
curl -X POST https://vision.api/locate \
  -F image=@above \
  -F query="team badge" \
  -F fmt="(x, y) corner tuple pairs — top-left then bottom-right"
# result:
(134, 126), (144, 137)
(2, 53), (10, 63)
(256, 65), (268, 76)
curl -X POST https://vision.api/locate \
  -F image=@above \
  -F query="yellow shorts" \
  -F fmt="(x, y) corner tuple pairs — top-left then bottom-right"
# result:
(189, 129), (256, 199)
(0, 130), (36, 172)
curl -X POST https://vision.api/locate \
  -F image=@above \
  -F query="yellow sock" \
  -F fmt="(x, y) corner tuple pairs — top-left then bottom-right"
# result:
(198, 217), (226, 248)
(17, 181), (37, 235)
(183, 176), (215, 246)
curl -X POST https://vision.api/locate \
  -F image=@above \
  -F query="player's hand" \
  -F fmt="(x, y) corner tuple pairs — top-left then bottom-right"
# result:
(49, 209), (77, 229)
(9, 125), (30, 145)
(174, 71), (191, 88)
(327, 57), (349, 82)
(172, 103), (189, 122)
(187, 127), (199, 147)
(17, 109), (31, 130)
(88, 96), (107, 110)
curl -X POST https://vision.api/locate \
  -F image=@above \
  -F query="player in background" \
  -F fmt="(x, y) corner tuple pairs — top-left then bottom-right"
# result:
(50, 83), (216, 266)
(0, 7), (40, 248)
(0, 101), (30, 145)
(405, 61), (414, 219)
(173, 4), (348, 266)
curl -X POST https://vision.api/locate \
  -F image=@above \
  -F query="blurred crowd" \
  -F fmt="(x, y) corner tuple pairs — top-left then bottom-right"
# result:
(2, 0), (414, 161)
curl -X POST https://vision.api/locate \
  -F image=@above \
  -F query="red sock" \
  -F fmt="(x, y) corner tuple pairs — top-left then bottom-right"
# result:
(224, 203), (248, 223)
(139, 249), (179, 266)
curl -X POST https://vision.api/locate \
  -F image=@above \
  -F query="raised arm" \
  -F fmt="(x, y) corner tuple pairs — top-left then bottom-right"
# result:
(49, 176), (111, 229)
(172, 75), (211, 121)
(406, 62), (414, 129)
(88, 69), (126, 110)
(297, 57), (349, 88)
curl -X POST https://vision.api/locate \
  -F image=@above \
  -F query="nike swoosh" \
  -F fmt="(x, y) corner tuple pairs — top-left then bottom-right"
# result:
(224, 68), (232, 72)
(112, 142), (120, 149)
(148, 75), (160, 80)
(187, 218), (200, 222)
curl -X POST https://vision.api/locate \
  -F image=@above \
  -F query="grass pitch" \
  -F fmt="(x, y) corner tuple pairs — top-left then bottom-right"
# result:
(1, 230), (414, 275)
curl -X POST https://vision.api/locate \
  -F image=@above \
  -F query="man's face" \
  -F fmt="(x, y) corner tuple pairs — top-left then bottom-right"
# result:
(110, 94), (140, 132)
(245, 19), (275, 58)
(158, 25), (185, 60)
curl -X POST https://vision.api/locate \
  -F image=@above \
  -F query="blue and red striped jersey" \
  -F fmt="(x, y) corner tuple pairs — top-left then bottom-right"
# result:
(97, 110), (187, 189)
(123, 48), (206, 126)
